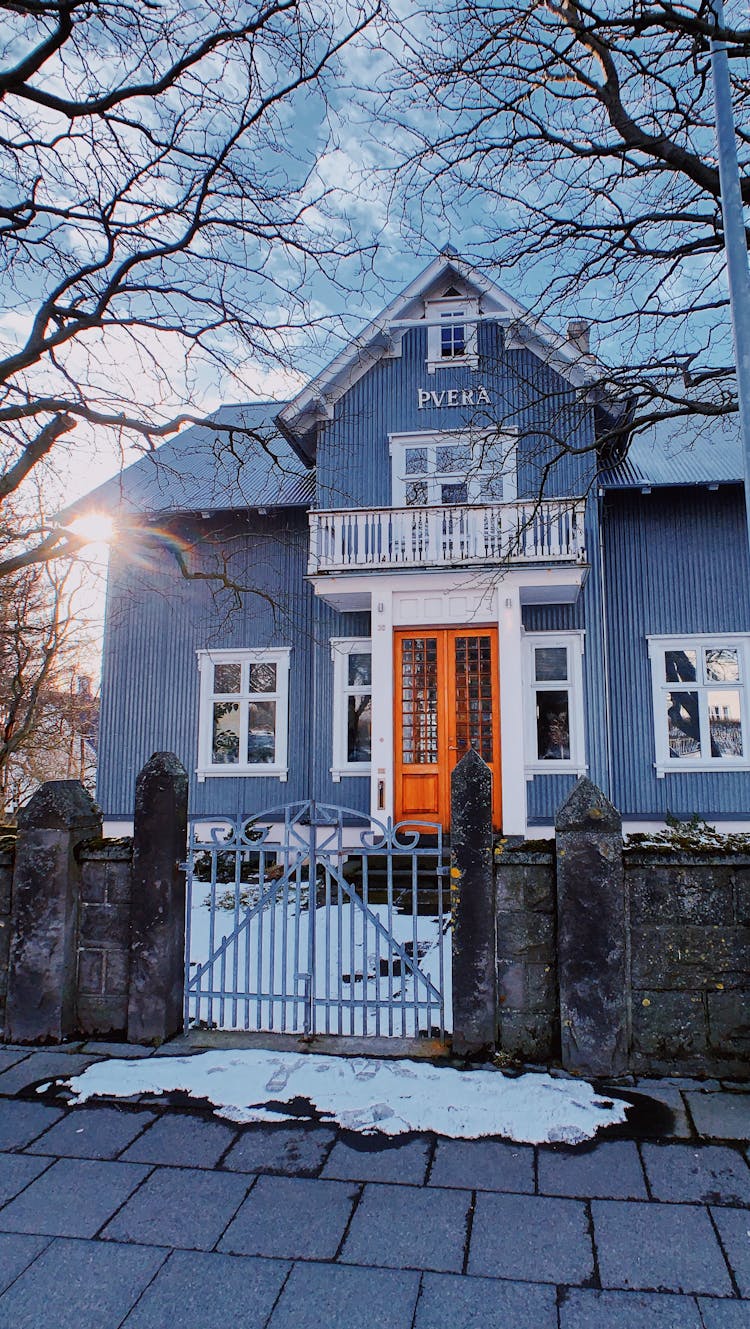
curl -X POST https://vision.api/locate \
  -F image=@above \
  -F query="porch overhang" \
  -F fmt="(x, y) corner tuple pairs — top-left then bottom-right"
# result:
(308, 563), (589, 612)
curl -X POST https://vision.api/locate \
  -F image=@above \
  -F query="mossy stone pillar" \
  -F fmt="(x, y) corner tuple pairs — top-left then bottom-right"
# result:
(555, 777), (629, 1077)
(451, 749), (496, 1055)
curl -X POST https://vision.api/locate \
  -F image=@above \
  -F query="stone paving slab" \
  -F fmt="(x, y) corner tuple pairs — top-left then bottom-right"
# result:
(0, 1232), (51, 1296)
(557, 1287), (703, 1328)
(102, 1165), (251, 1251)
(467, 1192), (594, 1285)
(537, 1141), (647, 1199)
(414, 1271), (558, 1329)
(322, 1137), (431, 1186)
(686, 1092), (750, 1141)
(341, 1181), (471, 1274)
(81, 1042), (154, 1058)
(428, 1139), (534, 1193)
(121, 1111), (238, 1168)
(0, 1050), (31, 1075)
(641, 1143), (750, 1205)
(0, 1157), (150, 1238)
(267, 1261), (421, 1329)
(0, 1153), (52, 1206)
(0, 1236), (166, 1329)
(223, 1124), (335, 1177)
(121, 1248), (291, 1328)
(219, 1174), (359, 1262)
(709, 1206), (750, 1298)
(0, 1051), (102, 1096)
(627, 1083), (692, 1138)
(592, 1199), (734, 1295)
(699, 1297), (750, 1327)
(26, 1106), (156, 1160)
(0, 1100), (65, 1150)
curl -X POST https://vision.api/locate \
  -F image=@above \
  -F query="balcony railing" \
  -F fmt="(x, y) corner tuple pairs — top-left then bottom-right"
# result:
(307, 499), (586, 574)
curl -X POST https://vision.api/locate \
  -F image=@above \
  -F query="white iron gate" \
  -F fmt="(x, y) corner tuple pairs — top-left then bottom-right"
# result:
(184, 802), (451, 1038)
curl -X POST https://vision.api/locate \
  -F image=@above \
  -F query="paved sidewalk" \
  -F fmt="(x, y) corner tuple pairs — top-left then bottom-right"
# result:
(0, 1043), (746, 1326)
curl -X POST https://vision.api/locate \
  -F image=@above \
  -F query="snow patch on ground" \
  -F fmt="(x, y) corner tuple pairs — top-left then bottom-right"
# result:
(64, 1050), (628, 1145)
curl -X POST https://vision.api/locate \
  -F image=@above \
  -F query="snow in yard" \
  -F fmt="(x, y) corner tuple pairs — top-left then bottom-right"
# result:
(64, 1049), (628, 1145)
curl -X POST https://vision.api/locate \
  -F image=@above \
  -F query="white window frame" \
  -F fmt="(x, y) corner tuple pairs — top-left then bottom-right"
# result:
(331, 637), (372, 780)
(196, 648), (291, 780)
(389, 429), (518, 508)
(648, 634), (750, 776)
(425, 296), (479, 373)
(523, 632), (586, 776)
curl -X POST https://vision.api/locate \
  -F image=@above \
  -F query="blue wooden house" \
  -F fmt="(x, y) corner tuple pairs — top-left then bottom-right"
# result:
(87, 249), (750, 839)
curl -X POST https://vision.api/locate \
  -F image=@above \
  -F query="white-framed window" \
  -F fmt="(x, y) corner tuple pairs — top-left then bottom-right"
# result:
(425, 296), (479, 372)
(390, 430), (517, 507)
(331, 638), (372, 780)
(523, 632), (586, 775)
(196, 648), (291, 780)
(648, 635), (750, 775)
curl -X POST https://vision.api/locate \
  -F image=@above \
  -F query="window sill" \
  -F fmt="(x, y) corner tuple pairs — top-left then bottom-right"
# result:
(655, 762), (750, 778)
(197, 766), (288, 783)
(331, 766), (372, 782)
(525, 764), (587, 780)
(426, 356), (479, 374)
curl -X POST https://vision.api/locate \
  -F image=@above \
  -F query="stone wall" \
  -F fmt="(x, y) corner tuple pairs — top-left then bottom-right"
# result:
(494, 840), (559, 1062)
(627, 848), (750, 1077)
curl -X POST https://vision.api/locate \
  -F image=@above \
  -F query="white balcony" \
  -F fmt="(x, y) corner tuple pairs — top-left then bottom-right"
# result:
(307, 499), (587, 575)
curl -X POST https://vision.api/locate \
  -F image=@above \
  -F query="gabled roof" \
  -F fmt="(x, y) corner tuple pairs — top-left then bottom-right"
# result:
(276, 248), (607, 459)
(77, 402), (313, 517)
(601, 412), (743, 489)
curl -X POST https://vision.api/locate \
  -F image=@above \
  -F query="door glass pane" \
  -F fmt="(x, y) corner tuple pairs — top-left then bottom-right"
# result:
(401, 638), (438, 764)
(442, 482), (468, 505)
(247, 700), (276, 764)
(212, 701), (240, 763)
(536, 690), (570, 760)
(436, 443), (471, 472)
(534, 646), (568, 683)
(347, 695), (372, 762)
(405, 447), (428, 475)
(248, 662), (276, 693)
(455, 635), (494, 762)
(705, 648), (740, 682)
(348, 652), (372, 687)
(213, 662), (241, 694)
(667, 691), (701, 758)
(665, 649), (697, 683)
(708, 690), (743, 757)
(406, 480), (428, 506)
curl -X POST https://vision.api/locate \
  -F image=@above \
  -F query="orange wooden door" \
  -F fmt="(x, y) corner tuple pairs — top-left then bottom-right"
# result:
(394, 627), (502, 830)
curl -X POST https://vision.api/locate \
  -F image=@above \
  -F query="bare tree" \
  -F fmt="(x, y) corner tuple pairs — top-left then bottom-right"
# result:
(0, 0), (380, 573)
(381, 0), (750, 443)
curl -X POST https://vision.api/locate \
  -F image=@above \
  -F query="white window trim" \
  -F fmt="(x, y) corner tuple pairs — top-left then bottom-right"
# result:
(648, 633), (750, 776)
(389, 429), (518, 508)
(425, 296), (479, 373)
(523, 631), (586, 776)
(331, 637), (372, 780)
(196, 648), (291, 780)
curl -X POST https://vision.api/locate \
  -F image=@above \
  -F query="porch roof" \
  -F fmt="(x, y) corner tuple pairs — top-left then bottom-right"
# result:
(601, 413), (743, 490)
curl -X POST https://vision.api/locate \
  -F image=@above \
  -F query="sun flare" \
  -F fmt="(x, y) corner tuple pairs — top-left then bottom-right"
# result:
(67, 512), (115, 547)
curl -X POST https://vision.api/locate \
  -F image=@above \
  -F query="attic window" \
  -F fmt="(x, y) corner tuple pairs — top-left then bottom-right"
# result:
(425, 295), (479, 373)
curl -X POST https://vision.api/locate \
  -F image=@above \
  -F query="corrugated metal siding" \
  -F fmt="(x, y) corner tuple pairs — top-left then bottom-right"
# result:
(603, 486), (750, 817)
(97, 511), (318, 818)
(315, 323), (599, 510)
(602, 413), (742, 489)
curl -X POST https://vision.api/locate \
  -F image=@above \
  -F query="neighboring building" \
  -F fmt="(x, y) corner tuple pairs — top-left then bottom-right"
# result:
(85, 249), (750, 837)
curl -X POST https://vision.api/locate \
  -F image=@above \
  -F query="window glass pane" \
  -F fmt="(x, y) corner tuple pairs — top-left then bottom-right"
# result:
(536, 690), (570, 760)
(441, 482), (468, 504)
(405, 447), (428, 475)
(212, 701), (240, 763)
(441, 317), (465, 357)
(247, 700), (276, 764)
(667, 691), (701, 758)
(405, 480), (428, 506)
(708, 689), (743, 757)
(535, 646), (568, 683)
(248, 662), (276, 693)
(213, 662), (241, 694)
(483, 473), (504, 502)
(436, 443), (471, 472)
(347, 695), (372, 762)
(665, 649), (697, 683)
(348, 652), (372, 687)
(705, 648), (740, 683)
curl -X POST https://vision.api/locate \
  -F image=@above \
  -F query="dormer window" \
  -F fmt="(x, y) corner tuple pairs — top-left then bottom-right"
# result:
(425, 293), (479, 373)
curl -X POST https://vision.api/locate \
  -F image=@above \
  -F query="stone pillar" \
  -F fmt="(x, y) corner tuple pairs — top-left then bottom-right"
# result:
(6, 782), (102, 1042)
(555, 777), (629, 1077)
(451, 749), (496, 1055)
(127, 752), (188, 1044)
